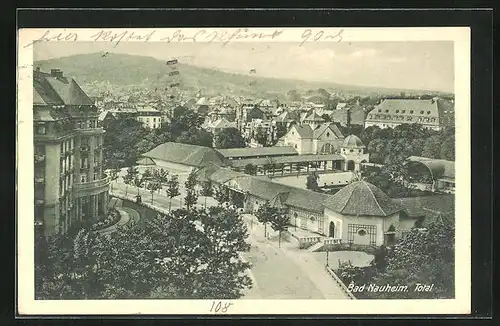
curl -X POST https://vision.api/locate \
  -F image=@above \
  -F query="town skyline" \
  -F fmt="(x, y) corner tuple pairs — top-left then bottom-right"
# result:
(34, 41), (455, 93)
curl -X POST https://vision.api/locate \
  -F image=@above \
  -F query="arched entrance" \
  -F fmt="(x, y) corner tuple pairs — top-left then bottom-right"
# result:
(329, 221), (336, 238)
(346, 160), (355, 171)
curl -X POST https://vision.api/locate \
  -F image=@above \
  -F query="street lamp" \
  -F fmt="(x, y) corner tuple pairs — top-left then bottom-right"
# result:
(326, 247), (330, 267)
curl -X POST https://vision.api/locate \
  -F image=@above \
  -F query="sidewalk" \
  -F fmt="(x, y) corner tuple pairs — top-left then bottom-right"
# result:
(241, 214), (349, 299)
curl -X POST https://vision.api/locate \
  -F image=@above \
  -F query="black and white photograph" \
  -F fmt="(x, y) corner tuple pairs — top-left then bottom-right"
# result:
(17, 27), (471, 315)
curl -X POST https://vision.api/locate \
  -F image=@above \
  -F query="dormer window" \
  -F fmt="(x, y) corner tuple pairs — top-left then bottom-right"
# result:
(427, 111), (431, 114)
(402, 110), (405, 113)
(420, 111), (424, 114)
(410, 110), (414, 114)
(326, 132), (330, 137)
(395, 110), (399, 113)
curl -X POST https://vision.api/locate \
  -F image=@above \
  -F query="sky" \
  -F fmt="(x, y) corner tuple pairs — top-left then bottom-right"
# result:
(34, 41), (455, 92)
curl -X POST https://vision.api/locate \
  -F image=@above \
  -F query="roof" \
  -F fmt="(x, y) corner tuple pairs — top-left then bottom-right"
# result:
(366, 99), (448, 125)
(288, 123), (344, 140)
(33, 70), (94, 106)
(229, 153), (345, 168)
(406, 156), (455, 180)
(217, 146), (298, 158)
(210, 118), (236, 129)
(394, 195), (455, 220)
(304, 111), (325, 122)
(323, 181), (403, 216)
(136, 157), (156, 166)
(343, 135), (365, 148)
(142, 142), (228, 168)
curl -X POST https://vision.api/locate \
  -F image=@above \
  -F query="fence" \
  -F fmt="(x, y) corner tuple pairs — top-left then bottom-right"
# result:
(324, 265), (357, 300)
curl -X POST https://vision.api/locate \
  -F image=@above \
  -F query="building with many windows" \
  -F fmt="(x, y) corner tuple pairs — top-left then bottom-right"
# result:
(34, 68), (110, 238)
(364, 98), (453, 131)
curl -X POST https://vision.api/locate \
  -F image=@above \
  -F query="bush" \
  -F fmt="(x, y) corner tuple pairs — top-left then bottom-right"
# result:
(92, 209), (121, 230)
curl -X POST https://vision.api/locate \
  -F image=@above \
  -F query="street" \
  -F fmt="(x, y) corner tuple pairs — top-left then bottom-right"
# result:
(110, 168), (349, 299)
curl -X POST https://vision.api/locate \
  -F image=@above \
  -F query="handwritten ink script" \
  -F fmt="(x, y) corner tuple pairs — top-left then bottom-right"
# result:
(299, 29), (344, 46)
(23, 28), (344, 48)
(209, 301), (233, 314)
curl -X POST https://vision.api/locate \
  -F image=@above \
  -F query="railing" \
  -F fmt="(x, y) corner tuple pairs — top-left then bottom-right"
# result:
(299, 236), (322, 243)
(74, 177), (110, 191)
(323, 238), (342, 245)
(325, 265), (357, 300)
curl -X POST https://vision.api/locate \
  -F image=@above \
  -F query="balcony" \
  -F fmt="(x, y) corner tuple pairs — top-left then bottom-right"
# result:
(34, 154), (45, 163)
(34, 177), (45, 184)
(74, 177), (110, 197)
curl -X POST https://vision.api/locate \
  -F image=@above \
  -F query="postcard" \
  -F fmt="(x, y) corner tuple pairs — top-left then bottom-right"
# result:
(17, 26), (470, 315)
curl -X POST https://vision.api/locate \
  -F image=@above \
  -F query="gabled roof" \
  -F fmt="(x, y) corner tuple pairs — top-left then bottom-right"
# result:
(142, 142), (228, 168)
(323, 181), (403, 216)
(304, 111), (325, 122)
(210, 118), (236, 129)
(33, 70), (94, 106)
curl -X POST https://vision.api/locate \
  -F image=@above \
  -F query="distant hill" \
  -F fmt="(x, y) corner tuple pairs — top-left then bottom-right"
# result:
(34, 53), (452, 99)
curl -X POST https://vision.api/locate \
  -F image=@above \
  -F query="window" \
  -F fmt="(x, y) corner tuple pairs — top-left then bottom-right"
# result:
(395, 110), (399, 113)
(80, 174), (86, 183)
(37, 123), (46, 135)
(427, 111), (431, 114)
(420, 111), (424, 114)
(378, 109), (381, 112)
(93, 172), (98, 181)
(350, 149), (353, 152)
(358, 229), (367, 236)
(407, 116), (413, 121)
(385, 110), (389, 113)
(326, 132), (330, 137)
(402, 110), (406, 113)
(410, 110), (414, 114)
(294, 144), (297, 149)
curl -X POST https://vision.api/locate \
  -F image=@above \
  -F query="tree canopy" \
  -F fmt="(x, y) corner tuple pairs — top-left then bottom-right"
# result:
(36, 207), (252, 300)
(214, 128), (246, 149)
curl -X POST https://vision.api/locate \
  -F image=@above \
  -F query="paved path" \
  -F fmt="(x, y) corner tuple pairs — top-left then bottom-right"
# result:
(241, 214), (349, 299)
(110, 175), (348, 299)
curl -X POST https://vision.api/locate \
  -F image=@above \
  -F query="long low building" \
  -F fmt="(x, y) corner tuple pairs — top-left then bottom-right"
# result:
(217, 146), (298, 160)
(194, 165), (446, 247)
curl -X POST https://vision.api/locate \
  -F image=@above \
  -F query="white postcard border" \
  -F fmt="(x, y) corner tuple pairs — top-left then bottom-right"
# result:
(17, 27), (471, 315)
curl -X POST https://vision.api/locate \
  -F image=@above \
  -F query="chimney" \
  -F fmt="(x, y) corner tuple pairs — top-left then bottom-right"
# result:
(50, 69), (63, 77)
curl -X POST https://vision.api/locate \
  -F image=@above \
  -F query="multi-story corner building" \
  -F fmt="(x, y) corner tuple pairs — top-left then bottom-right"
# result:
(33, 68), (110, 238)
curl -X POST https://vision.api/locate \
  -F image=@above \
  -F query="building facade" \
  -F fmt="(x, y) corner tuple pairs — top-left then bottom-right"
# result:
(34, 68), (110, 238)
(364, 98), (452, 131)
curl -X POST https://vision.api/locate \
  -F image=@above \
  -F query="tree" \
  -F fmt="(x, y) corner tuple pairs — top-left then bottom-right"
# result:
(200, 181), (214, 208)
(440, 135), (455, 161)
(184, 171), (199, 210)
(147, 181), (161, 204)
(152, 168), (169, 195)
(214, 128), (246, 149)
(177, 128), (213, 148)
(214, 185), (230, 205)
(321, 114), (332, 122)
(244, 164), (258, 176)
(37, 209), (253, 299)
(369, 217), (455, 299)
(255, 203), (278, 238)
(254, 128), (269, 147)
(421, 135), (442, 159)
(306, 172), (320, 192)
(165, 175), (181, 212)
(108, 166), (120, 191)
(123, 166), (139, 196)
(269, 210), (289, 248)
(133, 169), (152, 196)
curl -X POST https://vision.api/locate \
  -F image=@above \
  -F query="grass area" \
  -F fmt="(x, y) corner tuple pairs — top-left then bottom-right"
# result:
(121, 200), (158, 227)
